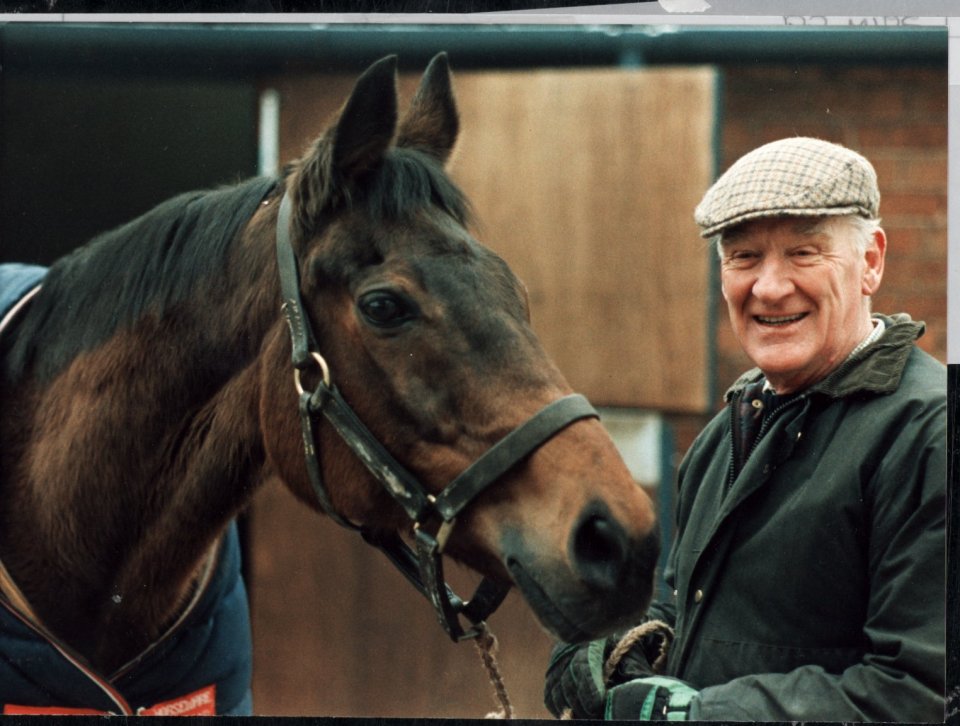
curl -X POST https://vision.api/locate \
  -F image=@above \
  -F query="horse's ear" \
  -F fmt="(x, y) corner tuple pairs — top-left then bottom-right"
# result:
(291, 55), (398, 227)
(396, 52), (459, 164)
(330, 54), (399, 180)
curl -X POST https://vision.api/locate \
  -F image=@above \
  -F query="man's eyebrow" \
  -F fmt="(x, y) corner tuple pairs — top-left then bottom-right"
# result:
(720, 226), (748, 243)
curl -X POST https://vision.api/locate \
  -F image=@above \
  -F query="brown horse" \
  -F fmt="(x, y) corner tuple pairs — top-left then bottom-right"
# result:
(0, 54), (659, 715)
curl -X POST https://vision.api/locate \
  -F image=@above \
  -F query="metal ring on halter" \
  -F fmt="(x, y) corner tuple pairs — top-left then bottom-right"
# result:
(293, 351), (332, 395)
(416, 494), (457, 554)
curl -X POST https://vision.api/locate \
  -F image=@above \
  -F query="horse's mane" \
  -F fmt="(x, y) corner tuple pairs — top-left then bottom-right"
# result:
(2, 176), (278, 385)
(2, 149), (472, 387)
(361, 148), (472, 227)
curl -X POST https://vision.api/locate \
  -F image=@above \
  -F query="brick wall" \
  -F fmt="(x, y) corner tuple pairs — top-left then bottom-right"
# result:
(667, 62), (948, 459)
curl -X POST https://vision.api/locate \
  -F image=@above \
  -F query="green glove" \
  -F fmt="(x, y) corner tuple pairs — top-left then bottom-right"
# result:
(605, 676), (698, 721)
(543, 638), (609, 719)
(544, 634), (658, 719)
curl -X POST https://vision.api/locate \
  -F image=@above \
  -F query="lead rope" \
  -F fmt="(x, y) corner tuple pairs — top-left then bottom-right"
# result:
(474, 624), (515, 719)
(560, 619), (675, 720)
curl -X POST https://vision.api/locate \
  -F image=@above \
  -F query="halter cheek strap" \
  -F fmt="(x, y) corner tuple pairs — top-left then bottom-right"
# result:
(274, 191), (599, 641)
(276, 195), (320, 370)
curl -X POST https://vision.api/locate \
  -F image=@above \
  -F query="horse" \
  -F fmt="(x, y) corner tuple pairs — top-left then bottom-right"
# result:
(0, 53), (660, 715)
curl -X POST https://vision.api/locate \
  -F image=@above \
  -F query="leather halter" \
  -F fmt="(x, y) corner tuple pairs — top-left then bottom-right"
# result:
(274, 192), (599, 641)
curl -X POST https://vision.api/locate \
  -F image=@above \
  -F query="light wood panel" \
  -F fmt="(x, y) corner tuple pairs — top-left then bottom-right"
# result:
(448, 67), (716, 411)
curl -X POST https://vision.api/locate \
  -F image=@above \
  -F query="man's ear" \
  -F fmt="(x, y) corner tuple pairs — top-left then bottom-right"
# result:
(861, 227), (886, 296)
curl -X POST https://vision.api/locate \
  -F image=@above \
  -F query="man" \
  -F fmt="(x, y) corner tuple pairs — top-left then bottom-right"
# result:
(544, 137), (946, 721)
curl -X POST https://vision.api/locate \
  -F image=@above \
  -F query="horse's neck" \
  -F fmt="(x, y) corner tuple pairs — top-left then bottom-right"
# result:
(0, 228), (279, 671)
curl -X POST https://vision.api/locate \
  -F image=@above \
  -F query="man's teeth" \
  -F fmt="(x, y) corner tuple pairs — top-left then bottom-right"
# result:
(756, 313), (805, 325)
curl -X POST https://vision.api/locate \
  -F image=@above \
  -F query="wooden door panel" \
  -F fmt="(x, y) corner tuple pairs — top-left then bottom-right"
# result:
(448, 67), (716, 411)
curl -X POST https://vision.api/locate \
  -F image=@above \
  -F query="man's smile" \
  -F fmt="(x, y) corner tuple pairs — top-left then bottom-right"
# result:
(753, 312), (809, 326)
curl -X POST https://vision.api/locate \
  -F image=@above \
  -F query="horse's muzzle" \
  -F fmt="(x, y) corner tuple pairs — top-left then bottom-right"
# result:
(501, 505), (660, 643)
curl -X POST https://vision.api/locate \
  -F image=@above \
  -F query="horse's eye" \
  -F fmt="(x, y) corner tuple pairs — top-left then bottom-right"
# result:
(358, 290), (417, 328)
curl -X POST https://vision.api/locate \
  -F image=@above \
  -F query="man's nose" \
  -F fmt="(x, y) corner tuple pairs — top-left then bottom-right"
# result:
(751, 256), (794, 301)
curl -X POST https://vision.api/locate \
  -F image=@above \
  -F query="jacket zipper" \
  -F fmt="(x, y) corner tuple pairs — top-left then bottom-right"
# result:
(726, 387), (807, 492)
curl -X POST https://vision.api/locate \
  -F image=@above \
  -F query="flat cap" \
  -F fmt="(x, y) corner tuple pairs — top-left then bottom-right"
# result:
(694, 137), (880, 238)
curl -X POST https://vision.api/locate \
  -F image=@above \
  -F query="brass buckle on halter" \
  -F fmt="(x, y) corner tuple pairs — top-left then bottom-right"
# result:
(293, 351), (332, 397)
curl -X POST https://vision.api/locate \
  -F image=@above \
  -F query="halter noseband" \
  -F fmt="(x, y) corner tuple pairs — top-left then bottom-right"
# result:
(274, 192), (599, 641)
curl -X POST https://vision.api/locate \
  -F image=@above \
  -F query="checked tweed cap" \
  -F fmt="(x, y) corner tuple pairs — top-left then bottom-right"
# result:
(694, 137), (880, 238)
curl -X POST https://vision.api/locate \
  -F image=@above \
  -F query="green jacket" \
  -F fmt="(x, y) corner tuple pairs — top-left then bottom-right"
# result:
(650, 314), (946, 721)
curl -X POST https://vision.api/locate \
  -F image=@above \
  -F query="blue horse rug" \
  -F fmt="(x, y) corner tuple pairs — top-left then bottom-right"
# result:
(0, 264), (46, 334)
(0, 263), (254, 715)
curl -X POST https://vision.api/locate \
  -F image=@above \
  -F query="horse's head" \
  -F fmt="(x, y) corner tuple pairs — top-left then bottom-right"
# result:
(261, 54), (659, 643)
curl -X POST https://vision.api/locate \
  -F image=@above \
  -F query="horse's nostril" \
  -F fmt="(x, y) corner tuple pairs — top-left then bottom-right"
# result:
(575, 515), (625, 563)
(571, 512), (628, 591)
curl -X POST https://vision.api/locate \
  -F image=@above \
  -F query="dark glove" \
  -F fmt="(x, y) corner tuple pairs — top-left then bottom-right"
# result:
(543, 634), (657, 719)
(605, 676), (698, 721)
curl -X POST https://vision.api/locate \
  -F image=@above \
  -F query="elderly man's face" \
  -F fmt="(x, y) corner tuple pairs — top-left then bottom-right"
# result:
(719, 216), (885, 394)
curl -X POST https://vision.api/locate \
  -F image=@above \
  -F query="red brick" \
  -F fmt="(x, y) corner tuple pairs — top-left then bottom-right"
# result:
(882, 226), (924, 256)
(759, 123), (843, 142)
(903, 85), (948, 117)
(871, 154), (947, 194)
(858, 123), (947, 148)
(878, 192), (947, 217)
